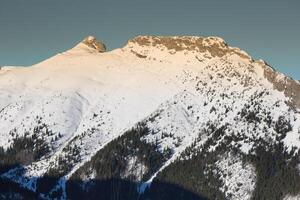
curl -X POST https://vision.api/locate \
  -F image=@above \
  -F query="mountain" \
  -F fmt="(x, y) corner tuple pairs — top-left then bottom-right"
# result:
(0, 35), (300, 200)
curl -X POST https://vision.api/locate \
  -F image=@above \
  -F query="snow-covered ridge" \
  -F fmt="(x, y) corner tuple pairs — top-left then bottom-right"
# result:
(257, 60), (300, 109)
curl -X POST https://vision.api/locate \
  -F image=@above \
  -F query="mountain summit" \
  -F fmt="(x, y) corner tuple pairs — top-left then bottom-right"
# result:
(82, 36), (106, 52)
(0, 35), (300, 200)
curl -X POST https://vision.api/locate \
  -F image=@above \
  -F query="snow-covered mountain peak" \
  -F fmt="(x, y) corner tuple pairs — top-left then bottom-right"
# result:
(1, 35), (300, 199)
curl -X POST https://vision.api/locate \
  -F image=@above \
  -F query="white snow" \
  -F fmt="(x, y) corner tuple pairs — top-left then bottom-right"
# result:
(215, 153), (256, 200)
(284, 195), (300, 200)
(283, 113), (300, 151)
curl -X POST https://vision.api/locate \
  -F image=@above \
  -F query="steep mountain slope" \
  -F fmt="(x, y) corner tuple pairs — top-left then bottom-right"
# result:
(0, 35), (300, 200)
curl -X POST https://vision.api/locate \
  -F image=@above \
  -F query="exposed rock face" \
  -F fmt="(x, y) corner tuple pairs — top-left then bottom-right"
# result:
(82, 36), (106, 53)
(259, 61), (300, 110)
(127, 35), (250, 59)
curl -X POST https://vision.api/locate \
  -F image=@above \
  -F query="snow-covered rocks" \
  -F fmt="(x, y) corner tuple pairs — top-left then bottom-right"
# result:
(82, 36), (106, 53)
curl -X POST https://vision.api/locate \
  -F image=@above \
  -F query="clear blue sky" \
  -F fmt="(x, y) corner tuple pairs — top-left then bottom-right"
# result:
(0, 0), (299, 80)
